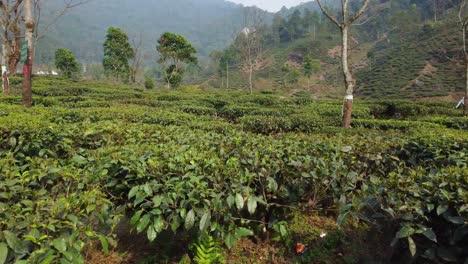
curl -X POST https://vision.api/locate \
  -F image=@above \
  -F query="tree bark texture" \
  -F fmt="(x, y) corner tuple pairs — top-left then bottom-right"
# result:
(22, 0), (33, 107)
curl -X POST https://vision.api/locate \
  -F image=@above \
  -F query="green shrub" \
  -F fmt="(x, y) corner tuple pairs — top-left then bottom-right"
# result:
(352, 119), (443, 131)
(419, 116), (468, 130)
(144, 77), (155, 89)
(240, 114), (327, 134)
(9, 76), (22, 86)
(0, 78), (466, 263)
(370, 101), (461, 118)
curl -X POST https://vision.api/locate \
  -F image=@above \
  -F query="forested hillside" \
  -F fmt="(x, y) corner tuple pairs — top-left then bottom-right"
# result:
(210, 0), (466, 99)
(35, 0), (271, 64)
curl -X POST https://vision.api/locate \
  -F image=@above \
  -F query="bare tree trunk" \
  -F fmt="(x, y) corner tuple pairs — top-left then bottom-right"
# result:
(434, 0), (438, 23)
(226, 63), (229, 89)
(313, 24), (316, 41)
(9, 24), (22, 75)
(2, 25), (9, 95)
(317, 0), (370, 128)
(459, 1), (467, 116)
(22, 0), (33, 107)
(465, 53), (467, 116)
(130, 33), (143, 84)
(249, 62), (253, 94)
(341, 25), (354, 128)
(248, 42), (253, 94)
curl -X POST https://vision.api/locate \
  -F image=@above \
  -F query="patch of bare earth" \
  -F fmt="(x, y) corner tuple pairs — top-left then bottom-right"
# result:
(227, 238), (289, 264)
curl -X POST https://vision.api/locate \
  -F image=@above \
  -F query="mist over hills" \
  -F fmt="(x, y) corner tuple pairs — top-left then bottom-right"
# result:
(36, 0), (275, 64)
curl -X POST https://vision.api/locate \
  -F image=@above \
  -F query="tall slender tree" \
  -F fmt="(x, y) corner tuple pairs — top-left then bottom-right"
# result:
(157, 32), (197, 88)
(316, 0), (371, 128)
(0, 0), (23, 95)
(103, 27), (134, 82)
(236, 8), (265, 94)
(457, 0), (467, 115)
(22, 0), (33, 107)
(303, 54), (321, 89)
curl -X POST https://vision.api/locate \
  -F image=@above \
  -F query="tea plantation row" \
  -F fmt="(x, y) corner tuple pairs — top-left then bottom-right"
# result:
(0, 78), (466, 263)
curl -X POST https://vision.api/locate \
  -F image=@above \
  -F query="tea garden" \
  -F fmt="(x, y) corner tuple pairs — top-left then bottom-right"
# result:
(0, 77), (466, 263)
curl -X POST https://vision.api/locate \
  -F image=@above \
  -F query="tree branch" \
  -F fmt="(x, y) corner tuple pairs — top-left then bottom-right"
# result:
(353, 7), (386, 26)
(35, 0), (92, 42)
(316, 0), (342, 28)
(349, 0), (372, 24)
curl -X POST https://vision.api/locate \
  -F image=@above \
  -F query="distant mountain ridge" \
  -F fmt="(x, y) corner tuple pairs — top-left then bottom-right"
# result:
(36, 0), (273, 64)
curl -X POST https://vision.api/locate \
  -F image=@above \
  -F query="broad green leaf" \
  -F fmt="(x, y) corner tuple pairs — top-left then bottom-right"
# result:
(422, 229), (437, 243)
(128, 186), (139, 199)
(153, 217), (164, 233)
(52, 238), (67, 253)
(67, 214), (79, 224)
(171, 218), (181, 233)
(137, 214), (151, 233)
(86, 204), (96, 214)
(152, 196), (162, 207)
(436, 205), (448, 216)
(143, 184), (152, 196)
(247, 196), (257, 215)
(8, 137), (16, 147)
(147, 226), (157, 242)
(267, 177), (278, 192)
(408, 237), (416, 256)
(134, 191), (147, 206)
(235, 193), (244, 210)
(71, 155), (87, 165)
(62, 251), (74, 262)
(397, 226), (415, 238)
(225, 233), (234, 249)
(226, 195), (235, 208)
(279, 225), (287, 237)
(446, 216), (464, 225)
(39, 250), (55, 264)
(180, 208), (187, 219)
(199, 211), (211, 231)
(0, 243), (7, 264)
(336, 212), (349, 226)
(185, 209), (195, 230)
(130, 210), (143, 226)
(98, 235), (109, 255)
(235, 227), (253, 238)
(426, 204), (435, 212)
(3, 231), (27, 254)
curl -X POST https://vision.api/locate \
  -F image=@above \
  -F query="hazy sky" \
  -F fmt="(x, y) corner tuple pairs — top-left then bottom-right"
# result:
(229, 0), (308, 12)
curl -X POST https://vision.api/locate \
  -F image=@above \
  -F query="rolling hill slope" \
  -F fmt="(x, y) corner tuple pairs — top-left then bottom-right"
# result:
(36, 0), (272, 64)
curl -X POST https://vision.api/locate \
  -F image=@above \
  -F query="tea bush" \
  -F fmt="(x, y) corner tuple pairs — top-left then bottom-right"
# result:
(0, 78), (466, 263)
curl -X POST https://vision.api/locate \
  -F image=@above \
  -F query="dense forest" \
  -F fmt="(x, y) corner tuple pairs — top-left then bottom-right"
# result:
(36, 0), (270, 63)
(206, 0), (466, 99)
(33, 0), (467, 100)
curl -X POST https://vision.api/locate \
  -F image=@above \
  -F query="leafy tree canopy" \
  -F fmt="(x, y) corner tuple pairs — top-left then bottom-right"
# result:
(304, 54), (321, 78)
(103, 27), (134, 82)
(157, 32), (198, 66)
(55, 48), (80, 78)
(157, 32), (197, 88)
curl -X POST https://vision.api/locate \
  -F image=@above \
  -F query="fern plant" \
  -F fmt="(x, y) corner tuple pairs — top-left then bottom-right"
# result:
(191, 235), (223, 264)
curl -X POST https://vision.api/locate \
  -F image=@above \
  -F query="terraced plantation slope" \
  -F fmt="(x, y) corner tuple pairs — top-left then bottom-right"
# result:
(356, 21), (465, 99)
